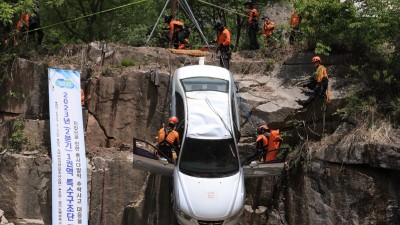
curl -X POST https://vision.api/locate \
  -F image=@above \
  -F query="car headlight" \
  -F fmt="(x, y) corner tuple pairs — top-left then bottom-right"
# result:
(225, 208), (243, 224)
(177, 207), (195, 222)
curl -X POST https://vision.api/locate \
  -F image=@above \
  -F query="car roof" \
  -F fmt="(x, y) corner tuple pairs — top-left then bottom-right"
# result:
(174, 65), (233, 139)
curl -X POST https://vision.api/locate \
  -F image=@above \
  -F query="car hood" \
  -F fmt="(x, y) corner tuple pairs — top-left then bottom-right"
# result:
(175, 170), (244, 219)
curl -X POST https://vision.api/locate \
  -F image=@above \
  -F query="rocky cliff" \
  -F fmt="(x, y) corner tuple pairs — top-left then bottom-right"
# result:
(0, 43), (399, 225)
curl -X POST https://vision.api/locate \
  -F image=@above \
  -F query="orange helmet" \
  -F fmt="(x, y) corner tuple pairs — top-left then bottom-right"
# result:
(312, 56), (321, 63)
(168, 116), (179, 125)
(257, 124), (270, 134)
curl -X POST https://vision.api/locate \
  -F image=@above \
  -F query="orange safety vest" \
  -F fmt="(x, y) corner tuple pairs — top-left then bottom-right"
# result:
(248, 8), (259, 25)
(256, 134), (269, 150)
(158, 128), (180, 146)
(168, 20), (184, 38)
(263, 21), (275, 37)
(266, 129), (282, 161)
(290, 12), (300, 27)
(17, 12), (30, 31)
(217, 28), (231, 46)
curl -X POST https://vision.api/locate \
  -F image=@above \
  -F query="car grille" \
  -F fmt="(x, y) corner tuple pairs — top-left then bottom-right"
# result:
(198, 220), (224, 225)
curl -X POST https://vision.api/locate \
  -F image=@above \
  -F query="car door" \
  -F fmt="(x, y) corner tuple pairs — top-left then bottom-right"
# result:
(132, 138), (174, 177)
(242, 161), (285, 178)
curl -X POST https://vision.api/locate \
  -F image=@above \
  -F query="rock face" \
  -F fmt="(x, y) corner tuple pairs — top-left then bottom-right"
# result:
(279, 122), (400, 225)
(0, 42), (399, 225)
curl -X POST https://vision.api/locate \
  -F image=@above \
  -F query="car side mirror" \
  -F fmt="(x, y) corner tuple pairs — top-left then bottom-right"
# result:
(158, 157), (169, 165)
(249, 160), (259, 168)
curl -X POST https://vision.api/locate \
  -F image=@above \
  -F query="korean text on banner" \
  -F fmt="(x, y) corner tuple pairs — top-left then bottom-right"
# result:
(48, 68), (88, 225)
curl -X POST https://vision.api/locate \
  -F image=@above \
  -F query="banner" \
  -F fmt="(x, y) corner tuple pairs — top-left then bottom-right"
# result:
(48, 68), (88, 225)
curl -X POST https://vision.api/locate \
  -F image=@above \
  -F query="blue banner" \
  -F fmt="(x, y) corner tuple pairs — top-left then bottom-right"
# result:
(48, 68), (88, 225)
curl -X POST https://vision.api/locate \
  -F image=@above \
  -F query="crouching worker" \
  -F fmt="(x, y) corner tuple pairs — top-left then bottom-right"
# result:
(164, 15), (190, 49)
(157, 116), (180, 161)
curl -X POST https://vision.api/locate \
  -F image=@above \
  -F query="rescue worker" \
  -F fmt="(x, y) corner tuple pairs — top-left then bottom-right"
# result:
(245, 124), (270, 163)
(163, 15), (190, 49)
(157, 116), (180, 160)
(297, 56), (329, 107)
(214, 20), (231, 70)
(244, 0), (259, 50)
(289, 11), (302, 45)
(261, 16), (275, 40)
(265, 129), (283, 162)
(15, 11), (30, 45)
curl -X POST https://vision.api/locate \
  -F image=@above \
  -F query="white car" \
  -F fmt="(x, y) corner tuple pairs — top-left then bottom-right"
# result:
(133, 65), (285, 225)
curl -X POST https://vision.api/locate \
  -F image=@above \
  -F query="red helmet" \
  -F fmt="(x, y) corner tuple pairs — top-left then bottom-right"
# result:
(257, 124), (270, 134)
(312, 56), (321, 63)
(168, 116), (179, 125)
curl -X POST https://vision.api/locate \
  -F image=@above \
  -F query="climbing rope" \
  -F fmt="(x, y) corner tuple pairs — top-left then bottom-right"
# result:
(237, 93), (257, 133)
(194, 0), (248, 18)
(180, 0), (210, 45)
(145, 0), (170, 46)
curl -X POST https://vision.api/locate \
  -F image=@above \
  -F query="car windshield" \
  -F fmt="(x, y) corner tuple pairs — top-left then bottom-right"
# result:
(179, 138), (239, 178)
(181, 77), (228, 93)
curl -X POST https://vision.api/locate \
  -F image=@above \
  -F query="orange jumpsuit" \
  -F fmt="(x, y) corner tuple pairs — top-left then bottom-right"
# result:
(265, 129), (283, 161)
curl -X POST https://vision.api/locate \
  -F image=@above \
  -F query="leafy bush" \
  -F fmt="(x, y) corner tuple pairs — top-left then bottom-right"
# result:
(9, 119), (27, 151)
(121, 59), (135, 67)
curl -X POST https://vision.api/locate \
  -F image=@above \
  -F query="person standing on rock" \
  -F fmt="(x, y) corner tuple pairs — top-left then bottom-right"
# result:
(289, 11), (302, 45)
(157, 116), (180, 161)
(214, 20), (231, 70)
(244, 0), (260, 50)
(297, 56), (329, 107)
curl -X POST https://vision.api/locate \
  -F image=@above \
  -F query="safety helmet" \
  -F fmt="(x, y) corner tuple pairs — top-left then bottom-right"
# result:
(214, 20), (224, 30)
(164, 15), (173, 24)
(312, 56), (321, 63)
(257, 124), (270, 134)
(168, 116), (179, 125)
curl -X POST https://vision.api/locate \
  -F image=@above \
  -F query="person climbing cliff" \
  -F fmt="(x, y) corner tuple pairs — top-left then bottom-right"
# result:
(157, 116), (180, 161)
(297, 56), (330, 107)
(214, 20), (231, 70)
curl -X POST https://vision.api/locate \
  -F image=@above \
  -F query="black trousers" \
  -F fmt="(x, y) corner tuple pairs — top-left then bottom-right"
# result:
(219, 46), (230, 70)
(173, 30), (189, 49)
(248, 25), (259, 50)
(28, 22), (44, 45)
(289, 26), (299, 45)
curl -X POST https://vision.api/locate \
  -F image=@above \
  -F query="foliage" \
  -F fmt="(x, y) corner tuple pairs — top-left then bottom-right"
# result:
(121, 59), (135, 67)
(9, 119), (27, 151)
(291, 0), (400, 120)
